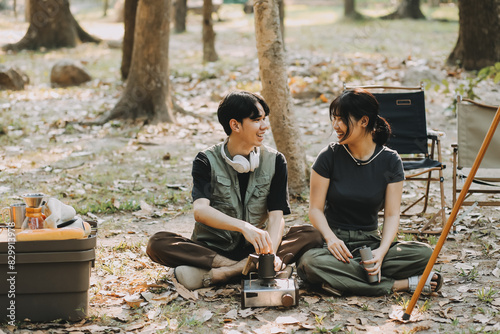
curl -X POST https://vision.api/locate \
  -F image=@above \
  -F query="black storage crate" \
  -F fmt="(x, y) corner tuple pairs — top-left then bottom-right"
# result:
(0, 231), (97, 322)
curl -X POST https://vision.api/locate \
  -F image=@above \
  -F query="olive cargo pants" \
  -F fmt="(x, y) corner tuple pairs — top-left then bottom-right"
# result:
(297, 228), (433, 296)
(147, 224), (324, 270)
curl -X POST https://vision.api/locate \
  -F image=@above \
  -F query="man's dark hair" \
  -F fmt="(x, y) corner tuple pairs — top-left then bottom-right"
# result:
(217, 90), (270, 135)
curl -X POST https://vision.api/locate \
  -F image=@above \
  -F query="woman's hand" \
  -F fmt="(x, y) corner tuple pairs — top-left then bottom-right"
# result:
(326, 236), (353, 263)
(241, 223), (273, 254)
(362, 247), (385, 282)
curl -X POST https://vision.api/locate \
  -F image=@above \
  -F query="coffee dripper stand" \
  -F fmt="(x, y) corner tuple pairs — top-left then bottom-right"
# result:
(21, 193), (46, 230)
(241, 254), (299, 308)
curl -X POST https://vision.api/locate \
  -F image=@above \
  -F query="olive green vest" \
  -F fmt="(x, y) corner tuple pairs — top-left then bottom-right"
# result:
(191, 142), (277, 252)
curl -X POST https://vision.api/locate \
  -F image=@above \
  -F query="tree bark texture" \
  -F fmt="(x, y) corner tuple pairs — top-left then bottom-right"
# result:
(278, 0), (285, 46)
(382, 0), (426, 19)
(120, 0), (139, 80)
(253, 0), (307, 196)
(203, 0), (219, 62)
(344, 0), (363, 19)
(25, 0), (30, 22)
(106, 0), (175, 124)
(174, 0), (187, 33)
(345, 0), (355, 16)
(2, 0), (100, 52)
(447, 0), (500, 70)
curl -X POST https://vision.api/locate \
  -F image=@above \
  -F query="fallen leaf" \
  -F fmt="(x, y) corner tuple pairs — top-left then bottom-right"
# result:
(141, 291), (154, 302)
(194, 309), (213, 323)
(172, 277), (198, 300)
(124, 293), (143, 308)
(275, 315), (299, 325)
(147, 309), (161, 320)
(457, 285), (473, 293)
(473, 314), (491, 324)
(302, 296), (320, 305)
(223, 309), (238, 321)
(99, 290), (126, 298)
(152, 291), (178, 304)
(454, 263), (475, 270)
(388, 306), (425, 323)
(239, 308), (255, 318)
(346, 296), (363, 306)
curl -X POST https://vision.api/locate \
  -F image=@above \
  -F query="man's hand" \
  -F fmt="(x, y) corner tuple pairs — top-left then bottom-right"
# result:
(241, 223), (273, 254)
(274, 256), (285, 272)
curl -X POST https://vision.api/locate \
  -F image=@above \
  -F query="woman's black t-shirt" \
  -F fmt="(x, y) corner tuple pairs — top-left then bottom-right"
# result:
(312, 143), (404, 231)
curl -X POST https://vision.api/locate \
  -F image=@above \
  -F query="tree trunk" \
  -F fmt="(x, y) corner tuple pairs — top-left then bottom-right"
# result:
(174, 0), (187, 33)
(203, 0), (219, 62)
(254, 0), (307, 196)
(121, 0), (139, 80)
(104, 0), (175, 124)
(447, 0), (500, 70)
(278, 0), (285, 46)
(103, 0), (109, 17)
(344, 0), (363, 19)
(382, 0), (426, 19)
(2, 0), (100, 52)
(429, 0), (440, 7)
(25, 0), (30, 22)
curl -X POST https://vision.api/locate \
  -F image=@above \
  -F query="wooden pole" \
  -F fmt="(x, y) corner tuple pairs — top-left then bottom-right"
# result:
(403, 105), (500, 320)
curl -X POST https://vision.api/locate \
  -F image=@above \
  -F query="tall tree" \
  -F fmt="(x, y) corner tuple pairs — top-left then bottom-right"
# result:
(2, 0), (100, 52)
(203, 0), (219, 62)
(120, 0), (139, 80)
(447, 0), (500, 70)
(101, 0), (175, 124)
(382, 0), (425, 19)
(344, 0), (362, 19)
(174, 0), (188, 33)
(277, 0), (285, 45)
(254, 0), (307, 196)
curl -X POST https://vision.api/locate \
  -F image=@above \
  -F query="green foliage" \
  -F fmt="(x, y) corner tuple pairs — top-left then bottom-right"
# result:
(458, 266), (479, 282)
(398, 296), (410, 310)
(427, 235), (438, 246)
(477, 287), (498, 303)
(313, 323), (343, 334)
(418, 299), (432, 313)
(401, 233), (415, 242)
(425, 62), (500, 112)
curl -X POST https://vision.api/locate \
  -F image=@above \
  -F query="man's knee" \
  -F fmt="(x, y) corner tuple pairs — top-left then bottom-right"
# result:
(146, 231), (177, 261)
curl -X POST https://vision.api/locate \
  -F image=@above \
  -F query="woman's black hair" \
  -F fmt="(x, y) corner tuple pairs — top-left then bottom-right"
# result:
(329, 88), (391, 146)
(217, 90), (270, 135)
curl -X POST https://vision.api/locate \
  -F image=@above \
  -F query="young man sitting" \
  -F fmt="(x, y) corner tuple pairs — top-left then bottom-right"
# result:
(146, 90), (322, 290)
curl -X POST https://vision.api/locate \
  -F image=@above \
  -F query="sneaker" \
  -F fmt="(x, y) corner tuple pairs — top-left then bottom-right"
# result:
(174, 266), (213, 290)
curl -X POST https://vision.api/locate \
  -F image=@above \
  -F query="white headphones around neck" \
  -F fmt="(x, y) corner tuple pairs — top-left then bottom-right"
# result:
(221, 138), (260, 173)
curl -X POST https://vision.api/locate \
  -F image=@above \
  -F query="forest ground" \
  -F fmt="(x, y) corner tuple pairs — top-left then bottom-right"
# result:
(0, 2), (499, 333)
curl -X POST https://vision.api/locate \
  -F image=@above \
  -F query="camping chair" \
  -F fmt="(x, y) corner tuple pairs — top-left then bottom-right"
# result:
(452, 97), (500, 208)
(343, 84), (447, 233)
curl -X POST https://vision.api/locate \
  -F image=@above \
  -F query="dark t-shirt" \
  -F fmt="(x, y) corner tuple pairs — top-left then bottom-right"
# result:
(312, 143), (404, 231)
(191, 151), (291, 215)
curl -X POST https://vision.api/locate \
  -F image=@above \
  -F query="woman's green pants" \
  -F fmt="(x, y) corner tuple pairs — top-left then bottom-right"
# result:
(297, 228), (433, 296)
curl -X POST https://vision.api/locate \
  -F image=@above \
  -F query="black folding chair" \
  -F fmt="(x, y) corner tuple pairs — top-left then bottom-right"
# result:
(344, 84), (447, 233)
